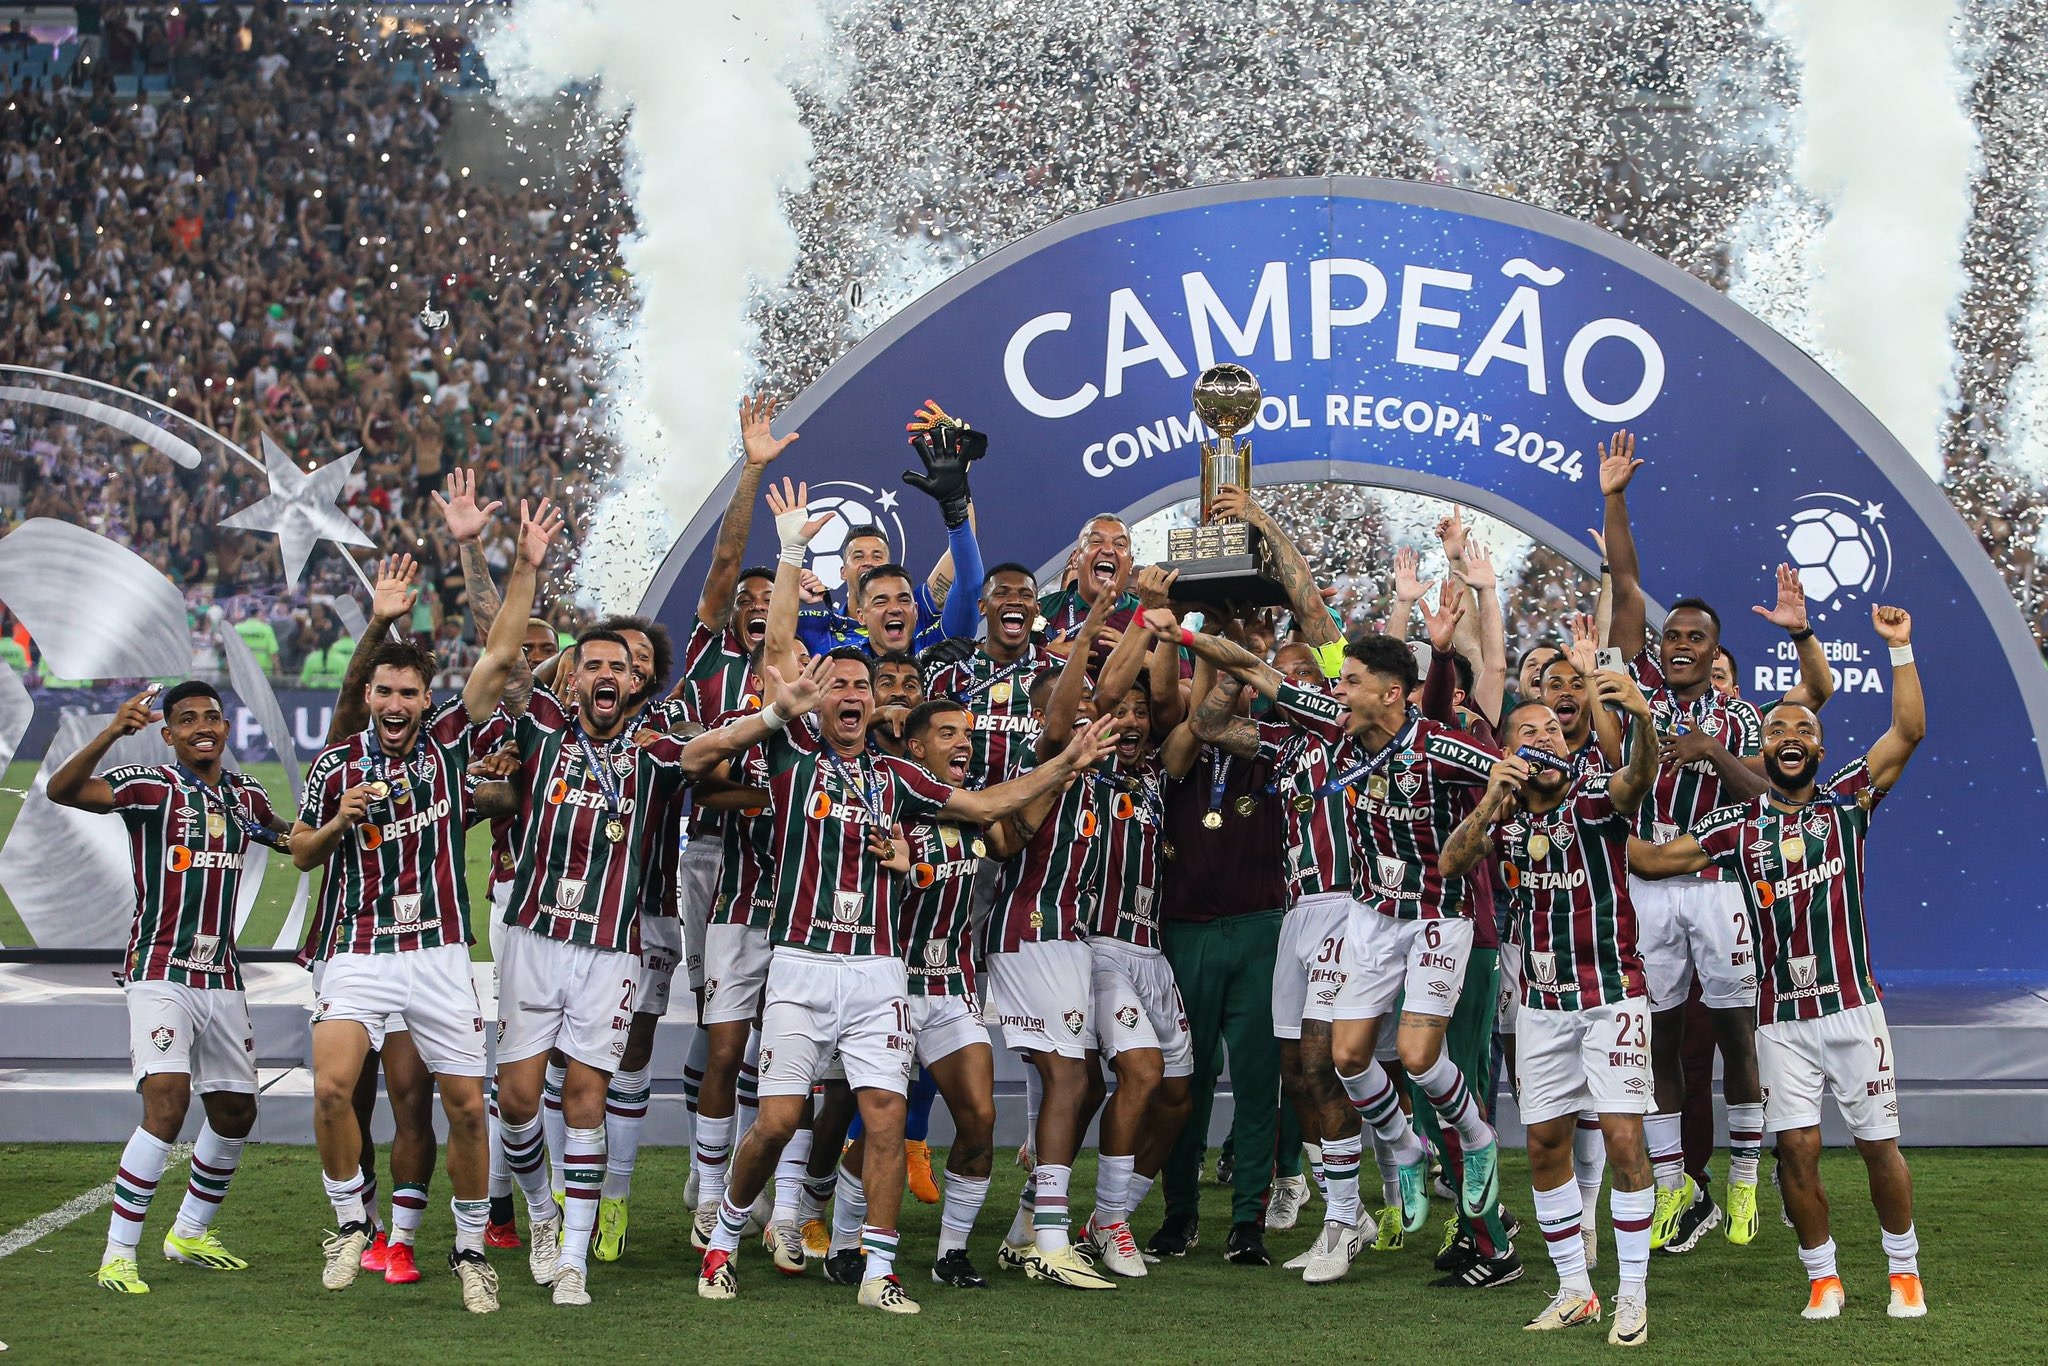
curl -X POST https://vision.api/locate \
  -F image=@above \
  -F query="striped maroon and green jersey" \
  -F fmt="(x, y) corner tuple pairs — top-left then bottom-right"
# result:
(991, 769), (1108, 952)
(106, 766), (278, 990)
(926, 645), (1058, 786)
(708, 706), (776, 931)
(500, 689), (692, 954)
(1262, 681), (1365, 901)
(1350, 718), (1500, 921)
(751, 718), (954, 956)
(300, 699), (494, 959)
(675, 620), (755, 727)
(1572, 735), (1611, 778)
(1626, 648), (1763, 877)
(1692, 759), (1883, 1025)
(1494, 774), (1646, 1010)
(899, 815), (983, 998)
(631, 698), (693, 923)
(1094, 760), (1165, 948)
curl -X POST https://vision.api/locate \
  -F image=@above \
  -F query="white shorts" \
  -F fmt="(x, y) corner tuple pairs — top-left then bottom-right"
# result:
(910, 994), (988, 1067)
(1497, 940), (1523, 1036)
(308, 960), (405, 1040)
(1759, 1002), (1900, 1141)
(636, 914), (682, 1017)
(1090, 938), (1193, 1078)
(758, 948), (913, 1097)
(1334, 910), (1475, 1022)
(702, 923), (773, 1027)
(1273, 892), (1352, 1040)
(494, 925), (639, 1073)
(1627, 873), (1757, 1011)
(678, 836), (721, 992)
(987, 939), (1092, 1059)
(313, 944), (487, 1077)
(1514, 999), (1654, 1125)
(126, 981), (257, 1094)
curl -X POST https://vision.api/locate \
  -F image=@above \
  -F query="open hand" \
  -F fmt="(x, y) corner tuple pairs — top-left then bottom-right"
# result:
(740, 392), (799, 466)
(372, 554), (420, 622)
(518, 496), (565, 567)
(432, 468), (502, 543)
(1752, 563), (1808, 633)
(1598, 430), (1641, 496)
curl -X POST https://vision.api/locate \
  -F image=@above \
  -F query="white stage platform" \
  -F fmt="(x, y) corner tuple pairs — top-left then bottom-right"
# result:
(2, 962), (2044, 1147)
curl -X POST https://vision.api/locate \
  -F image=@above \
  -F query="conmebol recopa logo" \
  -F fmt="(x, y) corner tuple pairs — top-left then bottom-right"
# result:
(1779, 493), (1892, 619)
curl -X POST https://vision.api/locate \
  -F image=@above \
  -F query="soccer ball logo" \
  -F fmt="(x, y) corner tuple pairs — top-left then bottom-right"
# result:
(1780, 493), (1891, 616)
(804, 481), (907, 591)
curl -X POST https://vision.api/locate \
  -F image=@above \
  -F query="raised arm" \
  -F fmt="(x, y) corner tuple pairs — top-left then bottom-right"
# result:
(1145, 607), (1284, 699)
(328, 554), (418, 741)
(1385, 545), (1425, 638)
(1212, 483), (1337, 649)
(900, 414), (987, 641)
(700, 393), (796, 631)
(1863, 605), (1923, 792)
(1038, 564), (1126, 757)
(1435, 505), (1488, 682)
(432, 469), (536, 715)
(463, 498), (563, 720)
(944, 715), (1118, 824)
(1594, 669), (1658, 814)
(762, 477), (833, 684)
(47, 690), (158, 813)
(1565, 613), (1623, 766)
(1599, 430), (1648, 658)
(679, 656), (829, 777)
(1461, 537), (1508, 726)
(1753, 563), (1835, 713)
(1096, 567), (1177, 721)
(1441, 757), (1525, 880)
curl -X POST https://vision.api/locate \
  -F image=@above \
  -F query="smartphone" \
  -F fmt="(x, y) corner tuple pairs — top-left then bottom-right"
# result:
(1595, 646), (1626, 675)
(1409, 640), (1434, 680)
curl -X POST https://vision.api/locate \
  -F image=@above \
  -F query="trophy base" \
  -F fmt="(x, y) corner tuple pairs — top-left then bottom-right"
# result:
(1158, 554), (1292, 612)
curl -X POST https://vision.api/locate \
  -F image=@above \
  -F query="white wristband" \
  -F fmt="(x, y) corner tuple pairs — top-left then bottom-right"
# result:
(1889, 644), (1914, 666)
(760, 703), (789, 732)
(778, 545), (805, 567)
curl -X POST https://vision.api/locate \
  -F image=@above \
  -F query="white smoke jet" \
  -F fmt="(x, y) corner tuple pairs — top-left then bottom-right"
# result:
(481, 1), (837, 607)
(1755, 0), (1976, 476)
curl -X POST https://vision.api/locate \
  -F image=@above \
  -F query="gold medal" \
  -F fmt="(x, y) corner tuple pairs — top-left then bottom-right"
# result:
(206, 812), (227, 839)
(1527, 833), (1551, 861)
(970, 838), (987, 858)
(1367, 776), (1389, 800)
(1202, 810), (1224, 830)
(1233, 795), (1257, 818)
(1161, 839), (1177, 860)
(940, 825), (960, 849)
(1029, 908), (1044, 930)
(1292, 793), (1315, 814)
(605, 817), (627, 843)
(1780, 836), (1805, 863)
(367, 781), (390, 800)
(990, 681), (1012, 704)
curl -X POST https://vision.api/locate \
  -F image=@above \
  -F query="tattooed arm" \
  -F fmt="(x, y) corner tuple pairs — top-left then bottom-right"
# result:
(433, 469), (537, 715)
(1186, 668), (1261, 761)
(328, 555), (418, 743)
(1210, 483), (1337, 648)
(1440, 758), (1524, 880)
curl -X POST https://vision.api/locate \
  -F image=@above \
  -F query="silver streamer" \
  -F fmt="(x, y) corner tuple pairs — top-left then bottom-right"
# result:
(0, 386), (203, 469)
(216, 618), (304, 805)
(0, 519), (194, 680)
(0, 660), (34, 773)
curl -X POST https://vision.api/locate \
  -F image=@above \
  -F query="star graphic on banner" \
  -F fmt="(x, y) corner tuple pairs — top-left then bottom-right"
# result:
(875, 489), (899, 512)
(1862, 500), (1886, 522)
(218, 433), (374, 588)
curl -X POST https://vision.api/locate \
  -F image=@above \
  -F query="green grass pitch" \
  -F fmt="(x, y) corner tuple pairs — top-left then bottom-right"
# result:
(0, 1145), (2034, 1364)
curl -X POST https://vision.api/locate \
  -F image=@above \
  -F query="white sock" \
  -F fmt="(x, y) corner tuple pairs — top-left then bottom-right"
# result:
(694, 1113), (735, 1216)
(938, 1171), (990, 1255)
(830, 1165), (867, 1253)
(1022, 1068), (1042, 1161)
(171, 1122), (244, 1239)
(773, 1127), (814, 1223)
(1612, 1184), (1655, 1292)
(1533, 1180), (1591, 1294)
(1128, 1171), (1157, 1219)
(1727, 1103), (1764, 1186)
(1006, 1181), (1036, 1245)
(542, 1061), (568, 1200)
(389, 1181), (428, 1247)
(1409, 1053), (1494, 1150)
(1573, 1114), (1605, 1239)
(321, 1167), (367, 1230)
(1031, 1163), (1072, 1253)
(1321, 1132), (1363, 1228)
(1799, 1236), (1839, 1282)
(603, 1066), (652, 1201)
(1882, 1225), (1919, 1276)
(860, 1224), (899, 1281)
(1342, 1064), (1426, 1167)
(558, 1125), (604, 1273)
(500, 1114), (556, 1224)
(1371, 1130), (1401, 1204)
(107, 1128), (172, 1258)
(1644, 1112), (1685, 1189)
(711, 1193), (750, 1255)
(1304, 1141), (1327, 1201)
(1094, 1153), (1135, 1228)
(487, 1092), (512, 1201)
(451, 1196), (489, 1256)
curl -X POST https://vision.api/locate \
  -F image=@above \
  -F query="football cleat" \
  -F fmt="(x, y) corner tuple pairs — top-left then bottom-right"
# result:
(1146, 1212), (1199, 1258)
(94, 1255), (150, 1294)
(1301, 1219), (1372, 1285)
(1215, 1147), (1235, 1186)
(931, 1248), (988, 1288)
(824, 1248), (866, 1285)
(1662, 1186), (1722, 1254)
(1430, 1246), (1523, 1289)
(698, 1249), (738, 1301)
(163, 1228), (248, 1271)
(1802, 1274), (1846, 1320)
(690, 1204), (716, 1252)
(449, 1247), (499, 1313)
(1266, 1174), (1309, 1231)
(857, 1272), (921, 1314)
(1887, 1272), (1927, 1319)
(550, 1264), (590, 1307)
(321, 1222), (373, 1290)
(1092, 1220), (1148, 1278)
(1459, 1138), (1501, 1222)
(484, 1219), (523, 1250)
(528, 1214), (563, 1285)
(1225, 1220), (1271, 1266)
(1434, 1217), (1473, 1272)
(996, 1239), (1038, 1274)
(1371, 1205), (1406, 1252)
(1607, 1293), (1649, 1345)
(1025, 1243), (1116, 1289)
(594, 1196), (629, 1262)
(1726, 1180), (1759, 1246)
(801, 1217), (830, 1259)
(359, 1229), (390, 1273)
(1397, 1160), (1432, 1233)
(764, 1220), (807, 1275)
(381, 1241), (421, 1284)
(1650, 1176), (1695, 1250)
(906, 1139), (940, 1205)
(1525, 1287), (1602, 1330)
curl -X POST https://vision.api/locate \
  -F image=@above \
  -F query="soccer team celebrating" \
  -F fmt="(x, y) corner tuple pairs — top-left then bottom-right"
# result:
(61, 396), (1931, 1338)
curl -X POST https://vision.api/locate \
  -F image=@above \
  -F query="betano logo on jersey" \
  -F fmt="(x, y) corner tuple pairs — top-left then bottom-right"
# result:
(164, 845), (244, 872)
(547, 780), (637, 814)
(358, 797), (453, 848)
(1520, 867), (1588, 892)
(1752, 855), (1846, 908)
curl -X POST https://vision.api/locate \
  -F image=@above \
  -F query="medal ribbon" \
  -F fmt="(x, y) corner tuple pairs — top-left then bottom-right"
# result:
(359, 723), (421, 803)
(176, 764), (283, 849)
(572, 723), (626, 827)
(1205, 749), (1233, 821)
(1315, 710), (1419, 799)
(823, 748), (888, 824)
(955, 654), (1034, 703)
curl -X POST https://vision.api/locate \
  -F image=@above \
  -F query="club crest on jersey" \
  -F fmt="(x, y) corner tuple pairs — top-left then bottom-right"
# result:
(758, 1046), (772, 1074)
(393, 893), (423, 925)
(1528, 951), (1558, 986)
(1550, 824), (1575, 851)
(415, 753), (437, 783)
(1115, 1004), (1139, 1031)
(555, 879), (587, 910)
(1375, 856), (1405, 890)
(704, 979), (719, 1000)
(1395, 771), (1423, 800)
(1805, 810), (1832, 839)
(1700, 714), (1722, 737)
(613, 752), (634, 776)
(1788, 954), (1819, 989)
(189, 934), (220, 965)
(150, 1025), (175, 1052)
(1062, 1009), (1085, 1037)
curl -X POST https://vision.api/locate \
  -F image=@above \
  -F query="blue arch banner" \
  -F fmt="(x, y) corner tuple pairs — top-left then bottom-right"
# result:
(643, 178), (2048, 981)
